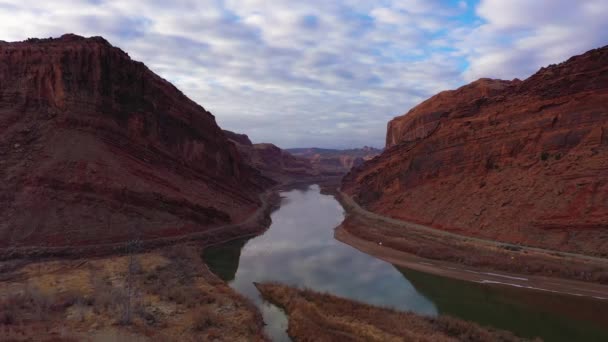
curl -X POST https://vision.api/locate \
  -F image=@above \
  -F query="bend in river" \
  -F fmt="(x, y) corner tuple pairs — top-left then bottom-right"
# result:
(203, 184), (608, 342)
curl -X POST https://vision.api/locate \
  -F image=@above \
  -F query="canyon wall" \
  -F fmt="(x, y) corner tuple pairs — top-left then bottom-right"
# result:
(287, 147), (381, 175)
(0, 34), (270, 248)
(224, 131), (318, 183)
(343, 46), (608, 255)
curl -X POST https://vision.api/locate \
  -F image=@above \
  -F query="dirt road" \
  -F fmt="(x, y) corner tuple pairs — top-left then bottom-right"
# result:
(336, 191), (608, 300)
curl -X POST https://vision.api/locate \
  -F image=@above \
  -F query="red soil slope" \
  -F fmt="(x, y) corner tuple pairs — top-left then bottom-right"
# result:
(342, 46), (608, 256)
(0, 34), (270, 249)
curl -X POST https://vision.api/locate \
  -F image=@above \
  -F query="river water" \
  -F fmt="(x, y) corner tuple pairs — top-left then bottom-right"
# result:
(202, 184), (608, 341)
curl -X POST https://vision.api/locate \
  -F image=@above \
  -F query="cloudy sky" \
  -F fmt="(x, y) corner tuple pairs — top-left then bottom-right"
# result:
(1, 1), (607, 148)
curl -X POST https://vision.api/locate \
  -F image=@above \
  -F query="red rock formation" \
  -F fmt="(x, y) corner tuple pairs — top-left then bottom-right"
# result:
(343, 46), (608, 255)
(224, 131), (317, 183)
(223, 129), (253, 146)
(0, 34), (269, 249)
(287, 147), (381, 175)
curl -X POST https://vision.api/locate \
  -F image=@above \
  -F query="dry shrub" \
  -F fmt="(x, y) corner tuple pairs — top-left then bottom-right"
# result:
(0, 285), (54, 325)
(135, 304), (162, 326)
(257, 282), (525, 342)
(166, 287), (187, 305)
(0, 306), (16, 325)
(192, 307), (222, 332)
(88, 271), (141, 324)
(435, 316), (511, 341)
(89, 274), (118, 312)
(89, 330), (150, 342)
(143, 247), (211, 307)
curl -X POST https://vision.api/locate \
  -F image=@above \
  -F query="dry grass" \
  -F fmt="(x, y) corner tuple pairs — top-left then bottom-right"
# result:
(0, 244), (267, 341)
(192, 306), (223, 332)
(256, 282), (535, 342)
(0, 285), (54, 325)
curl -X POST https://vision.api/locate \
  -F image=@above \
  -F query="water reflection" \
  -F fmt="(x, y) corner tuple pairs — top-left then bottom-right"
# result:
(399, 267), (608, 342)
(203, 184), (608, 342)
(203, 185), (437, 341)
(202, 238), (246, 282)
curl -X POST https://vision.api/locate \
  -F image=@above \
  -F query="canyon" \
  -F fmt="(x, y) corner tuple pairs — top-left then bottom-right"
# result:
(223, 130), (318, 184)
(1, 33), (608, 342)
(224, 130), (380, 183)
(287, 146), (381, 175)
(343, 46), (608, 256)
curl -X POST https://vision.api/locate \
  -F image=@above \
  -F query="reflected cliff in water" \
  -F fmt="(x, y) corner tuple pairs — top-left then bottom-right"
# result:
(398, 267), (608, 342)
(203, 238), (247, 282)
(203, 185), (436, 341)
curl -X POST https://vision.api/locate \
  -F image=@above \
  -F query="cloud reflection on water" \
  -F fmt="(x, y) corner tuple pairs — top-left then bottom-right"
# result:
(204, 184), (438, 340)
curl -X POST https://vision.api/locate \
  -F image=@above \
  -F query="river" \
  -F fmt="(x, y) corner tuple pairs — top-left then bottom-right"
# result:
(202, 184), (608, 341)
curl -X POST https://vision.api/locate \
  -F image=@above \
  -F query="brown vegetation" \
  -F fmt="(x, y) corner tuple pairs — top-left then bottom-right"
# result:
(0, 244), (266, 341)
(255, 282), (532, 342)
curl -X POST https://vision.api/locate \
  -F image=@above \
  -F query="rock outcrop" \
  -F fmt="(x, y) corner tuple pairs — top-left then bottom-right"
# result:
(342, 46), (608, 255)
(222, 129), (253, 146)
(224, 131), (317, 183)
(287, 147), (381, 175)
(0, 34), (270, 249)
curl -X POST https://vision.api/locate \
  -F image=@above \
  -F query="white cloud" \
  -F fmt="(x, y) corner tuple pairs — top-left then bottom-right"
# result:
(461, 0), (608, 81)
(0, 1), (605, 148)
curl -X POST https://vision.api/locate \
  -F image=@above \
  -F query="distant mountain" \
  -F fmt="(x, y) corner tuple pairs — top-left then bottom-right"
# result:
(287, 147), (382, 174)
(223, 131), (320, 183)
(286, 146), (382, 158)
(342, 45), (608, 255)
(0, 34), (270, 249)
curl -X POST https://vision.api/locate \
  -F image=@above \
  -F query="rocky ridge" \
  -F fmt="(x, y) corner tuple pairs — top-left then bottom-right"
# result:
(223, 130), (318, 183)
(287, 146), (382, 175)
(0, 34), (270, 249)
(343, 46), (608, 255)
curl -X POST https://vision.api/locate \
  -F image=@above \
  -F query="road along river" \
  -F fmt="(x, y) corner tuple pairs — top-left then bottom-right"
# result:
(203, 184), (608, 342)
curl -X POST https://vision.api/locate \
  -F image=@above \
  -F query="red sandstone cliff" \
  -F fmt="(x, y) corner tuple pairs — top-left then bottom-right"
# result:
(287, 147), (381, 175)
(224, 131), (317, 183)
(223, 129), (253, 146)
(0, 34), (270, 249)
(342, 46), (608, 255)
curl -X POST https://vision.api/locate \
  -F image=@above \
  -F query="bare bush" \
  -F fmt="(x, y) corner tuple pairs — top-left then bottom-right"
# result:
(192, 307), (222, 332)
(0, 285), (53, 325)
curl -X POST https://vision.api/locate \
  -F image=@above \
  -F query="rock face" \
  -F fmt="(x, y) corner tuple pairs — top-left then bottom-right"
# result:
(287, 147), (381, 175)
(342, 46), (608, 255)
(222, 129), (253, 146)
(224, 131), (317, 183)
(0, 34), (269, 248)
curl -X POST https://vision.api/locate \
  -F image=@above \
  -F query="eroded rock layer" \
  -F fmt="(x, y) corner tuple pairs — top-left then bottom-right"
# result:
(287, 147), (381, 175)
(0, 34), (269, 248)
(224, 131), (317, 183)
(343, 46), (608, 255)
